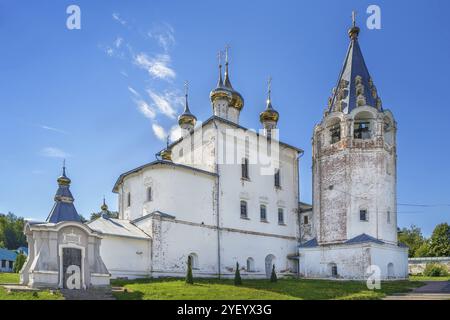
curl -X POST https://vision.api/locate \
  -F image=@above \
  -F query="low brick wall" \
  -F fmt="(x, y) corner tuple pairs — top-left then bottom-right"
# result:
(408, 257), (450, 275)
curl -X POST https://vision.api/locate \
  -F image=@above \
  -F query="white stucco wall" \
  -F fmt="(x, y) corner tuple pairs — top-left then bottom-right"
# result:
(98, 235), (151, 279)
(299, 242), (408, 280)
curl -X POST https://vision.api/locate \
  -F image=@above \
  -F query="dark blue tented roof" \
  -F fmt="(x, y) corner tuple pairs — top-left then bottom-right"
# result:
(45, 168), (81, 224)
(345, 233), (385, 245)
(55, 185), (73, 199)
(46, 202), (81, 223)
(328, 32), (382, 114)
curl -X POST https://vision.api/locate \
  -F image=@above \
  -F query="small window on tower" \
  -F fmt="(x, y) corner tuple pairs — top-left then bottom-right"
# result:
(330, 124), (341, 144)
(354, 121), (371, 139)
(179, 148), (183, 157)
(387, 211), (391, 224)
(360, 209), (368, 221)
(303, 215), (309, 225)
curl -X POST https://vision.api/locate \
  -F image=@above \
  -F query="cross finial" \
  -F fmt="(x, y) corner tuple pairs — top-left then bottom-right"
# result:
(166, 135), (170, 148)
(184, 80), (189, 96)
(352, 10), (357, 27)
(225, 44), (230, 64)
(62, 159), (66, 175)
(217, 50), (223, 66)
(268, 76), (272, 95)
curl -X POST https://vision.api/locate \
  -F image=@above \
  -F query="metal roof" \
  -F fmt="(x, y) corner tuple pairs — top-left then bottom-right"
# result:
(112, 160), (217, 192)
(345, 233), (385, 245)
(328, 30), (382, 114)
(0, 248), (17, 261)
(87, 216), (151, 240)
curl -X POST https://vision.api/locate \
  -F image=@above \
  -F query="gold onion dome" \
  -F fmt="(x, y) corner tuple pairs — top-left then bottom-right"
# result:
(348, 11), (360, 40)
(260, 78), (279, 123)
(160, 148), (172, 161)
(159, 136), (172, 161)
(57, 165), (71, 186)
(101, 197), (108, 211)
(210, 48), (244, 110)
(178, 82), (197, 127)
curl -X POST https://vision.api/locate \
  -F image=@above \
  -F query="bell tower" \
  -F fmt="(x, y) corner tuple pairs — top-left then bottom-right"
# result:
(312, 15), (398, 246)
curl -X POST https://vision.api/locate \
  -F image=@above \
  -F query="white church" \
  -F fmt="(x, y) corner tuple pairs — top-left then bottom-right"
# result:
(22, 18), (408, 286)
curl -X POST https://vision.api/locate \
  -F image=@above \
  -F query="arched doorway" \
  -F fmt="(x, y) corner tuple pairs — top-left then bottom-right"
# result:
(387, 263), (394, 279)
(265, 254), (276, 278)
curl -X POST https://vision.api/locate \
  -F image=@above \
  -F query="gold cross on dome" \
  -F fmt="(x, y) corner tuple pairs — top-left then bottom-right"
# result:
(184, 80), (189, 96)
(352, 10), (357, 27)
(225, 44), (231, 63)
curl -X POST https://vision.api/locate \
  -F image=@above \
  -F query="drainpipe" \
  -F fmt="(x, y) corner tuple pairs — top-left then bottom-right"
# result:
(213, 120), (221, 279)
(296, 150), (304, 279)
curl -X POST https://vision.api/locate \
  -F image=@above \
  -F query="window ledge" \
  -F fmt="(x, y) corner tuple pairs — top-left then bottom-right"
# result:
(275, 186), (282, 190)
(278, 223), (287, 226)
(241, 177), (251, 182)
(260, 219), (269, 223)
(240, 216), (250, 220)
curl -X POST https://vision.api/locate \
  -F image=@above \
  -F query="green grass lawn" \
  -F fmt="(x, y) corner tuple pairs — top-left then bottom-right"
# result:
(0, 273), (63, 300)
(410, 275), (450, 281)
(111, 277), (424, 300)
(0, 273), (19, 284)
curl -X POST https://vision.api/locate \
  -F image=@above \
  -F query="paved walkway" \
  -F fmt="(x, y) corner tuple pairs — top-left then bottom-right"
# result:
(384, 281), (450, 300)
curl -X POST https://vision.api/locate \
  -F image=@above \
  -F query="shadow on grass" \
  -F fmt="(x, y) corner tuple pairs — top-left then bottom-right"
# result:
(111, 277), (424, 300)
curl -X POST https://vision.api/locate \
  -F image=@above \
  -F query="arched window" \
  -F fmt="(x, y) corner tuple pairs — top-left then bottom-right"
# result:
(127, 192), (131, 207)
(328, 118), (341, 144)
(188, 253), (199, 269)
(240, 201), (248, 219)
(246, 257), (255, 272)
(241, 158), (249, 179)
(354, 111), (373, 139)
(274, 169), (281, 188)
(146, 187), (152, 202)
(260, 205), (267, 221)
(278, 208), (284, 224)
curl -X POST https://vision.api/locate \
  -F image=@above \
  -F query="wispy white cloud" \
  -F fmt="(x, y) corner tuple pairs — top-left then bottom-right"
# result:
(112, 13), (127, 25)
(40, 147), (71, 158)
(135, 100), (156, 119)
(114, 37), (123, 48)
(152, 123), (167, 141)
(147, 89), (183, 119)
(148, 23), (175, 52)
(169, 125), (182, 142)
(134, 53), (176, 81)
(40, 125), (68, 135)
(128, 86), (140, 97)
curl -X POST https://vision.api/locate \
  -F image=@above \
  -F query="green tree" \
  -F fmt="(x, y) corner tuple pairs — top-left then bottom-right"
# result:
(90, 211), (118, 221)
(270, 264), (277, 282)
(0, 212), (27, 250)
(398, 225), (426, 257)
(14, 253), (26, 273)
(415, 241), (431, 257)
(185, 256), (194, 285)
(428, 223), (450, 257)
(234, 262), (242, 286)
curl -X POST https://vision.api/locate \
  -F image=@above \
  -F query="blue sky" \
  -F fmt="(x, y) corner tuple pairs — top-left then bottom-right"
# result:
(0, 0), (449, 236)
